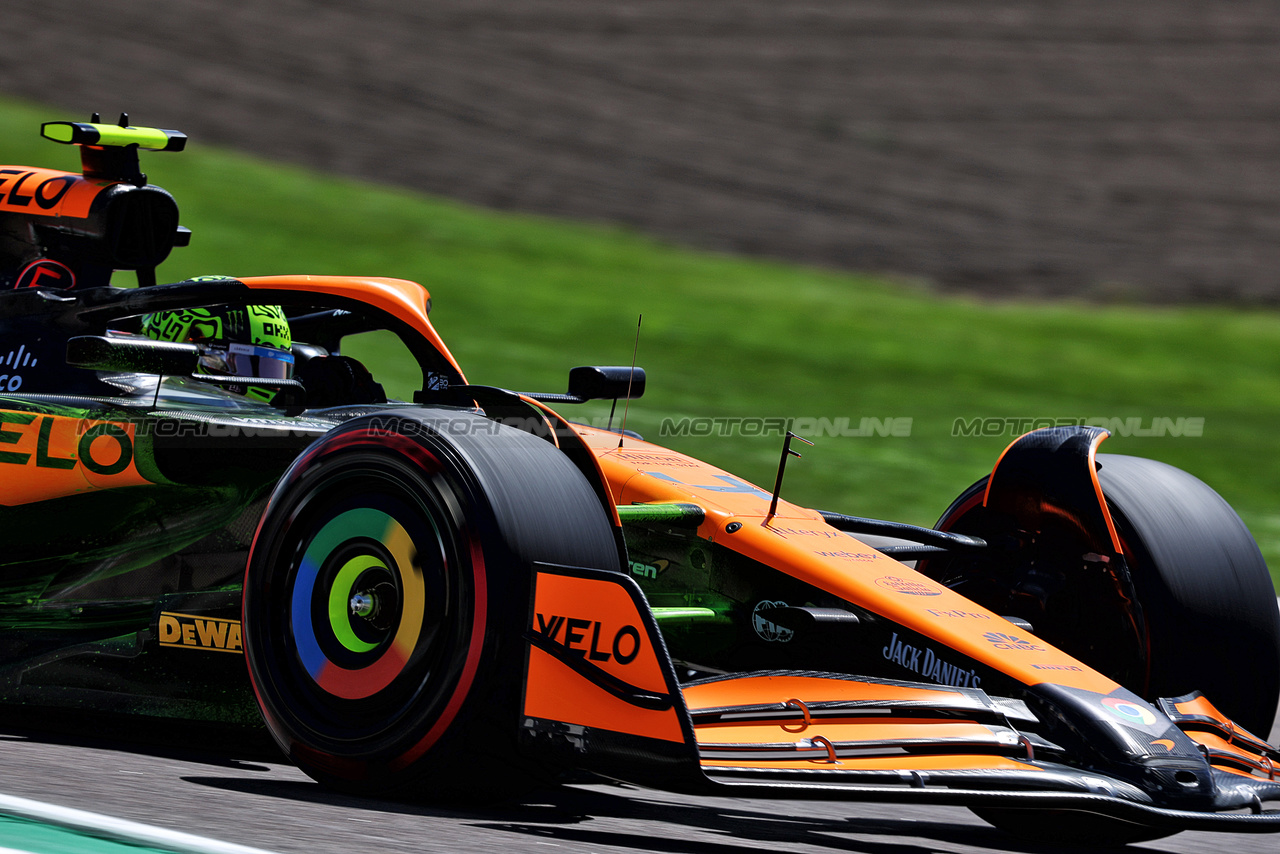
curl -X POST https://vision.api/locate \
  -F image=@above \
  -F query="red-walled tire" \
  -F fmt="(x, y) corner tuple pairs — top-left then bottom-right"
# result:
(243, 410), (620, 799)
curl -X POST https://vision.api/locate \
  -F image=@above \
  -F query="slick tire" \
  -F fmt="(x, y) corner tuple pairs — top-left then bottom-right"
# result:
(932, 454), (1279, 846)
(1093, 454), (1279, 735)
(243, 410), (621, 800)
(927, 453), (1280, 737)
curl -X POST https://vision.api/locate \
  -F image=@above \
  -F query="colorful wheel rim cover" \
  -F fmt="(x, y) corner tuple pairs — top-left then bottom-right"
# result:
(291, 507), (426, 700)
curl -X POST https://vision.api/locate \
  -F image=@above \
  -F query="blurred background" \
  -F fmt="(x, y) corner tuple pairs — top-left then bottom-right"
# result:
(7, 0), (1280, 301)
(3, 0), (1280, 582)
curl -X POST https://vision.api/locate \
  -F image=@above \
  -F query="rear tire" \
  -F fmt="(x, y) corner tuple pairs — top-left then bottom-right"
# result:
(243, 410), (621, 799)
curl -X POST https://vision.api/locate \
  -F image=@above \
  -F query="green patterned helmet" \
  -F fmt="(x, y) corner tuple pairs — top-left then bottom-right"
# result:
(142, 304), (293, 402)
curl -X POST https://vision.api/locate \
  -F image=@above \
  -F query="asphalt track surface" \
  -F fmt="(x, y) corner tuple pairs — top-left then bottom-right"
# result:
(0, 703), (1275, 854)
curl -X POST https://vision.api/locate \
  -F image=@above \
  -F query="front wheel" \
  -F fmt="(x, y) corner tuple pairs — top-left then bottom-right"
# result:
(243, 410), (621, 799)
(926, 453), (1279, 846)
(923, 453), (1280, 736)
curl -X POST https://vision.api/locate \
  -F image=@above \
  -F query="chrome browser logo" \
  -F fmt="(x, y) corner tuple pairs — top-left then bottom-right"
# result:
(1101, 696), (1157, 726)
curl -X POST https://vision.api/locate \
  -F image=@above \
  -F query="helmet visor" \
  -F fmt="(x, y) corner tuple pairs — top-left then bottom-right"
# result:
(199, 342), (294, 380)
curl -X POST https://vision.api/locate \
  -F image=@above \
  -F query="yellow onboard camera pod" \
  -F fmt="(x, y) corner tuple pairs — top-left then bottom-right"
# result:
(40, 121), (187, 152)
(38, 113), (187, 190)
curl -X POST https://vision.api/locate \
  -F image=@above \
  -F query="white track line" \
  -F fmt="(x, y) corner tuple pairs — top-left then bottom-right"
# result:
(0, 792), (279, 854)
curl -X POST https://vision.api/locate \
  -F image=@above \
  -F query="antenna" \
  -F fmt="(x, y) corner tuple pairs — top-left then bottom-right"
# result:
(617, 314), (642, 448)
(768, 430), (813, 517)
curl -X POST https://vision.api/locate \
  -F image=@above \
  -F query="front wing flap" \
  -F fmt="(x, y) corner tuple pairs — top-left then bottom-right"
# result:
(521, 562), (1280, 832)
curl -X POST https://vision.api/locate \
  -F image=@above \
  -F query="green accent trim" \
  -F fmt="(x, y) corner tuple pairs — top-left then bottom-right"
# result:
(616, 503), (706, 527)
(651, 607), (731, 626)
(328, 554), (384, 653)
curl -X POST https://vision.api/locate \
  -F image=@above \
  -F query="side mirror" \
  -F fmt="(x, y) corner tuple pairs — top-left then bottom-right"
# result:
(521, 366), (645, 404)
(567, 365), (645, 401)
(67, 335), (197, 375)
(67, 335), (307, 414)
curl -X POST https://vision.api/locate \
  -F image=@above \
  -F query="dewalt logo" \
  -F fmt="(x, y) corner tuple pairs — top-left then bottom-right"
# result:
(158, 612), (242, 654)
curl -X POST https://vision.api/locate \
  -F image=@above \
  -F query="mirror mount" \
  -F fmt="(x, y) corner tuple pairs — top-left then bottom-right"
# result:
(66, 335), (307, 414)
(67, 335), (198, 375)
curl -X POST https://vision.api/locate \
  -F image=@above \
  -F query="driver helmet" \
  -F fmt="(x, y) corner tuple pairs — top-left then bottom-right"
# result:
(141, 304), (293, 402)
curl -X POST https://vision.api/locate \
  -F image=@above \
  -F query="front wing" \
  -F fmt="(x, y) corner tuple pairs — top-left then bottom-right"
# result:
(521, 562), (1280, 834)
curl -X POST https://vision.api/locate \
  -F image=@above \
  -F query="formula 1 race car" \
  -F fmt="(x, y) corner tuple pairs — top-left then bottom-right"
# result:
(1, 117), (1279, 846)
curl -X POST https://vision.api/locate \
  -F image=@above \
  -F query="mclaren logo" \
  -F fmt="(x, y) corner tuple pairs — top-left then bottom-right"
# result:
(158, 612), (243, 653)
(629, 558), (669, 579)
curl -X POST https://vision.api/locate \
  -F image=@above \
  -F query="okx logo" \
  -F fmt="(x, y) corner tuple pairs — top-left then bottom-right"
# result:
(982, 631), (1044, 651)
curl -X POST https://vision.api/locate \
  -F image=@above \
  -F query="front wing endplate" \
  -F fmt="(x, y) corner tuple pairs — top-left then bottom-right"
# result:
(519, 563), (1280, 831)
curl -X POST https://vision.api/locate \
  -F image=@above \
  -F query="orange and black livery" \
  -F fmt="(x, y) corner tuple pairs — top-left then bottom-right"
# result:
(0, 116), (1277, 846)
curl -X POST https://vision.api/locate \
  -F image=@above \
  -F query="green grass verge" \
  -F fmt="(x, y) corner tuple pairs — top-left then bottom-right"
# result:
(5, 97), (1280, 589)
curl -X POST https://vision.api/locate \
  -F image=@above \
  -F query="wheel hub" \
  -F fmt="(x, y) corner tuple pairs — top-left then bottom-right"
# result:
(349, 592), (376, 618)
(348, 579), (398, 632)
